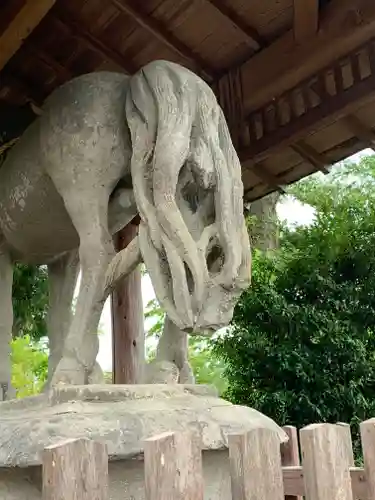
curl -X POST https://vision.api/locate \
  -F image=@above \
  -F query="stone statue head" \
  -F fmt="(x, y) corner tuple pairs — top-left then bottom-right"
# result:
(126, 60), (251, 334)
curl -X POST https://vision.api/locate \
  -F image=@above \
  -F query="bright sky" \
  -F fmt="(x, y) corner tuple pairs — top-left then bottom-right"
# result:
(96, 148), (373, 372)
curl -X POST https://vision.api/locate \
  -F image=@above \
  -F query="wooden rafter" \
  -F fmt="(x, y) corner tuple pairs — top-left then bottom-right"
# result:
(292, 140), (330, 174)
(293, 0), (319, 43)
(239, 0), (375, 115)
(110, 0), (214, 81)
(0, 73), (45, 108)
(343, 114), (375, 151)
(53, 13), (135, 74)
(0, 0), (55, 72)
(240, 38), (375, 163)
(245, 161), (286, 194)
(205, 0), (264, 51)
(23, 43), (72, 83)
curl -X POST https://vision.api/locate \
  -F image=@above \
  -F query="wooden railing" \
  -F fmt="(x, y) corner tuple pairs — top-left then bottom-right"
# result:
(41, 420), (375, 499)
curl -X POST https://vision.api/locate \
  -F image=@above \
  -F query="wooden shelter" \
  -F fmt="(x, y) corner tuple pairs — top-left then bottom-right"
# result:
(1, 0), (375, 381)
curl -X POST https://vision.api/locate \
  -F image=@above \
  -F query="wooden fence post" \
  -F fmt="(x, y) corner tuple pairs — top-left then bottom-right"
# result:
(300, 423), (353, 500)
(360, 418), (375, 499)
(228, 428), (285, 500)
(144, 431), (204, 500)
(336, 422), (355, 466)
(281, 426), (302, 500)
(42, 438), (108, 500)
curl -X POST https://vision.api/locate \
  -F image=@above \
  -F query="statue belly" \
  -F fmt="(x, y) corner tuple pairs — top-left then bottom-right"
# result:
(0, 171), (78, 264)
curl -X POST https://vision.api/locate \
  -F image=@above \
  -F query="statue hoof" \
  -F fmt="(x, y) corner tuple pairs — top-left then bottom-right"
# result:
(87, 361), (105, 384)
(143, 360), (179, 384)
(179, 363), (195, 384)
(51, 356), (86, 386)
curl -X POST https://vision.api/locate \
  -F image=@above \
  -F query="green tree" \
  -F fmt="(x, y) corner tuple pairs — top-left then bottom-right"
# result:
(12, 264), (48, 340)
(214, 155), (375, 455)
(11, 335), (48, 398)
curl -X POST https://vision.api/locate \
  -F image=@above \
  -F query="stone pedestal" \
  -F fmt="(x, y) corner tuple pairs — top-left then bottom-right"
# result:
(0, 384), (287, 499)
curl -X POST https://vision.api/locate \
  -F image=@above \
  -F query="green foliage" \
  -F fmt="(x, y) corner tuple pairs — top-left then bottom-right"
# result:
(214, 155), (375, 456)
(145, 299), (165, 338)
(12, 264), (48, 341)
(11, 335), (48, 398)
(188, 337), (228, 394)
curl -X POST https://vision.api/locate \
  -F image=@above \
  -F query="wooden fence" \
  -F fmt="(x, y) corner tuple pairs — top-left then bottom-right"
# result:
(41, 419), (375, 499)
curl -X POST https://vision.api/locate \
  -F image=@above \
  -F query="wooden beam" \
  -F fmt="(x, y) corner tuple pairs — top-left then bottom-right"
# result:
(0, 73), (44, 107)
(243, 134), (369, 202)
(206, 0), (264, 51)
(53, 13), (135, 74)
(0, 0), (55, 71)
(343, 114), (375, 151)
(292, 140), (330, 174)
(23, 43), (72, 83)
(293, 0), (319, 43)
(240, 39), (375, 162)
(239, 0), (375, 114)
(244, 161), (286, 194)
(110, 0), (214, 81)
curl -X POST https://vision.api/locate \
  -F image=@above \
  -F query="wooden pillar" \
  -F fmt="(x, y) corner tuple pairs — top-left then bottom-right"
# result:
(111, 218), (144, 384)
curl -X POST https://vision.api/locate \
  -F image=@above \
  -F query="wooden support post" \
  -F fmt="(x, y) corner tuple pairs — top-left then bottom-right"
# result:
(228, 428), (284, 500)
(144, 431), (204, 500)
(300, 424), (353, 500)
(281, 426), (302, 500)
(111, 219), (144, 384)
(336, 422), (355, 466)
(42, 438), (108, 500)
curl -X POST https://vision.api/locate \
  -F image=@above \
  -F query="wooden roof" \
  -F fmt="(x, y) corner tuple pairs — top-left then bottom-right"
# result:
(1, 0), (375, 201)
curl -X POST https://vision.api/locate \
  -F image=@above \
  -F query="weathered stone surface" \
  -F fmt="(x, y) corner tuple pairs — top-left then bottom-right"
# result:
(0, 384), (287, 467)
(0, 61), (251, 391)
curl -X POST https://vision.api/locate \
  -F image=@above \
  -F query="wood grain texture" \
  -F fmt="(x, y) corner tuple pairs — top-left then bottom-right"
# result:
(111, 221), (144, 384)
(144, 431), (204, 500)
(293, 0), (319, 43)
(229, 428), (284, 500)
(300, 424), (353, 500)
(292, 140), (330, 174)
(282, 465), (367, 498)
(0, 0), (56, 71)
(281, 426), (302, 500)
(241, 0), (375, 114)
(42, 438), (108, 500)
(344, 114), (375, 151)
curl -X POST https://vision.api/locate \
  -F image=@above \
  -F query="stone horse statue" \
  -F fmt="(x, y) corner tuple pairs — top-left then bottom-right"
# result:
(0, 60), (251, 399)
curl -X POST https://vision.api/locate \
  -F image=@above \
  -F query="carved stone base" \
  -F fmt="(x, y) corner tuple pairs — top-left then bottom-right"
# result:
(0, 384), (287, 499)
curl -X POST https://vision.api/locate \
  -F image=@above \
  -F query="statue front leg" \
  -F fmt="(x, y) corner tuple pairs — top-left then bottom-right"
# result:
(155, 316), (195, 384)
(0, 242), (14, 400)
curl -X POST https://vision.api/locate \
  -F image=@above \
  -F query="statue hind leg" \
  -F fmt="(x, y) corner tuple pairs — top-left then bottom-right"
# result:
(46, 250), (79, 385)
(0, 239), (14, 400)
(49, 188), (115, 386)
